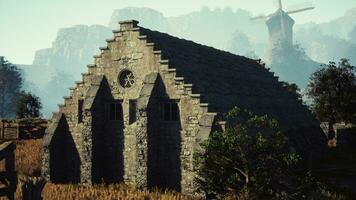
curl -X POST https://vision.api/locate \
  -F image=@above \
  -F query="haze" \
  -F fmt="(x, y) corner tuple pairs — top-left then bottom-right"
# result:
(0, 0), (355, 64)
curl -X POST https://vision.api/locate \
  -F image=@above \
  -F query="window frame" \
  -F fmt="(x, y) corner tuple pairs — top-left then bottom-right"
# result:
(78, 99), (84, 123)
(161, 100), (180, 122)
(108, 100), (123, 121)
(129, 99), (137, 124)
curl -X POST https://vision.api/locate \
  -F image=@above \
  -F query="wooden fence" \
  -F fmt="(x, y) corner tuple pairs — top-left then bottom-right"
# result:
(0, 119), (47, 141)
(0, 142), (17, 200)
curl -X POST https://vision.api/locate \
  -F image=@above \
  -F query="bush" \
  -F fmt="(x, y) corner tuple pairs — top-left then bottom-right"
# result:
(195, 107), (331, 199)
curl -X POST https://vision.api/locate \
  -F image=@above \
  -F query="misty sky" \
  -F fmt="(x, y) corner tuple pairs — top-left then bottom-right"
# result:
(1, 0), (355, 64)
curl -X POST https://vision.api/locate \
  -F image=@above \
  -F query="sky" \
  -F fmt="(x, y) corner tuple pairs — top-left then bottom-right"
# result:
(0, 0), (355, 64)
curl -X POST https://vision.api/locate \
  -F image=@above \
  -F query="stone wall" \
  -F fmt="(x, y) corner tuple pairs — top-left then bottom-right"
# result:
(43, 20), (217, 194)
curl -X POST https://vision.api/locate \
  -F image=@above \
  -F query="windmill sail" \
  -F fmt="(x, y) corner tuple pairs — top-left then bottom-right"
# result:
(249, 0), (315, 62)
(250, 14), (267, 20)
(250, 0), (315, 21)
(286, 7), (315, 15)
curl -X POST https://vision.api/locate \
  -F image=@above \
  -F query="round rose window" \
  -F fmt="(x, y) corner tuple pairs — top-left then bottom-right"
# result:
(119, 70), (135, 88)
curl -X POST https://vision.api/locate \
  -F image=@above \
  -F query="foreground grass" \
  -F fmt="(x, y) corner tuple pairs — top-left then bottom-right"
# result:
(0, 139), (42, 175)
(9, 181), (195, 200)
(0, 139), (194, 200)
(41, 184), (194, 200)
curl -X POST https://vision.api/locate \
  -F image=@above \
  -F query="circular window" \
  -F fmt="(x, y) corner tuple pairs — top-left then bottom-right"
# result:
(119, 70), (135, 88)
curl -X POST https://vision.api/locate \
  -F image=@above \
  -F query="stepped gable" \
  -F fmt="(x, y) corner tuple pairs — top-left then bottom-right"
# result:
(138, 26), (318, 130)
(42, 20), (326, 193)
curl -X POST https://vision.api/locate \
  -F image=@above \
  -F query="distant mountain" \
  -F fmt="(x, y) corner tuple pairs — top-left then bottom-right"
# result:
(318, 8), (356, 39)
(293, 7), (356, 65)
(33, 25), (112, 79)
(108, 7), (267, 54)
(109, 7), (169, 32)
(25, 25), (111, 116)
(295, 23), (356, 65)
(167, 7), (257, 51)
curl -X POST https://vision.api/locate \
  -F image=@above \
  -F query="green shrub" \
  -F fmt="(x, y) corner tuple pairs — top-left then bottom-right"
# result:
(195, 107), (335, 199)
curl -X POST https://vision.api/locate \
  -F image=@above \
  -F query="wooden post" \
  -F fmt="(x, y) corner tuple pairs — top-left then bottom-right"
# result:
(0, 120), (4, 140)
(0, 142), (17, 200)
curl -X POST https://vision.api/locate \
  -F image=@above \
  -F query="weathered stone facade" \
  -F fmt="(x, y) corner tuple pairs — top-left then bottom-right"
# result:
(42, 20), (326, 194)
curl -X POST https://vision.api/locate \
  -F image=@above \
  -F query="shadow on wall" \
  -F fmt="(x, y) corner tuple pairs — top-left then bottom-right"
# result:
(49, 114), (81, 183)
(91, 76), (124, 184)
(147, 74), (182, 191)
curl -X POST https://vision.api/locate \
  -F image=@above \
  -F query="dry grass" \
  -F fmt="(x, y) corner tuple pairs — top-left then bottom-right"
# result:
(14, 139), (43, 176)
(41, 184), (189, 200)
(9, 181), (195, 200)
(0, 139), (42, 176)
(0, 139), (195, 200)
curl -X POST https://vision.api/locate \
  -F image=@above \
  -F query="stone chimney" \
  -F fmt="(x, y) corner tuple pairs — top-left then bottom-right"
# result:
(119, 20), (139, 31)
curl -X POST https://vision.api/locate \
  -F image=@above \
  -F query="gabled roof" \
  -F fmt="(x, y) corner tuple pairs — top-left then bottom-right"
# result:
(137, 25), (318, 130)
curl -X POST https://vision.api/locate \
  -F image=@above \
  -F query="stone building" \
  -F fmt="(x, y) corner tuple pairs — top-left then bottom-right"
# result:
(42, 20), (325, 194)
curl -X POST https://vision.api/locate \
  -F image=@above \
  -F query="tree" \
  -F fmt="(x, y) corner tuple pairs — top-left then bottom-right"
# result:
(228, 31), (254, 57)
(194, 107), (328, 199)
(0, 56), (23, 118)
(15, 91), (42, 119)
(282, 81), (303, 101)
(307, 59), (356, 139)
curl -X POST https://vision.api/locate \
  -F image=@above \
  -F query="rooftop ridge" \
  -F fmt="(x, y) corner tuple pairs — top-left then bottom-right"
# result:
(138, 26), (261, 66)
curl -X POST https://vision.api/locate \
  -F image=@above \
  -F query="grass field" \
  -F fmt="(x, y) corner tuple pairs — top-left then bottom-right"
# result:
(0, 139), (195, 200)
(0, 139), (42, 176)
(11, 182), (195, 200)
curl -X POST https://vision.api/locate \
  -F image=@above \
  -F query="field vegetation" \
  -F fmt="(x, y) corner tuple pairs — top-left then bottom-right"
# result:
(0, 139), (194, 200)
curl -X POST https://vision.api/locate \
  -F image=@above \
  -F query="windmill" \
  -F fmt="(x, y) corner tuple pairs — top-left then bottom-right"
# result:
(251, 0), (315, 50)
